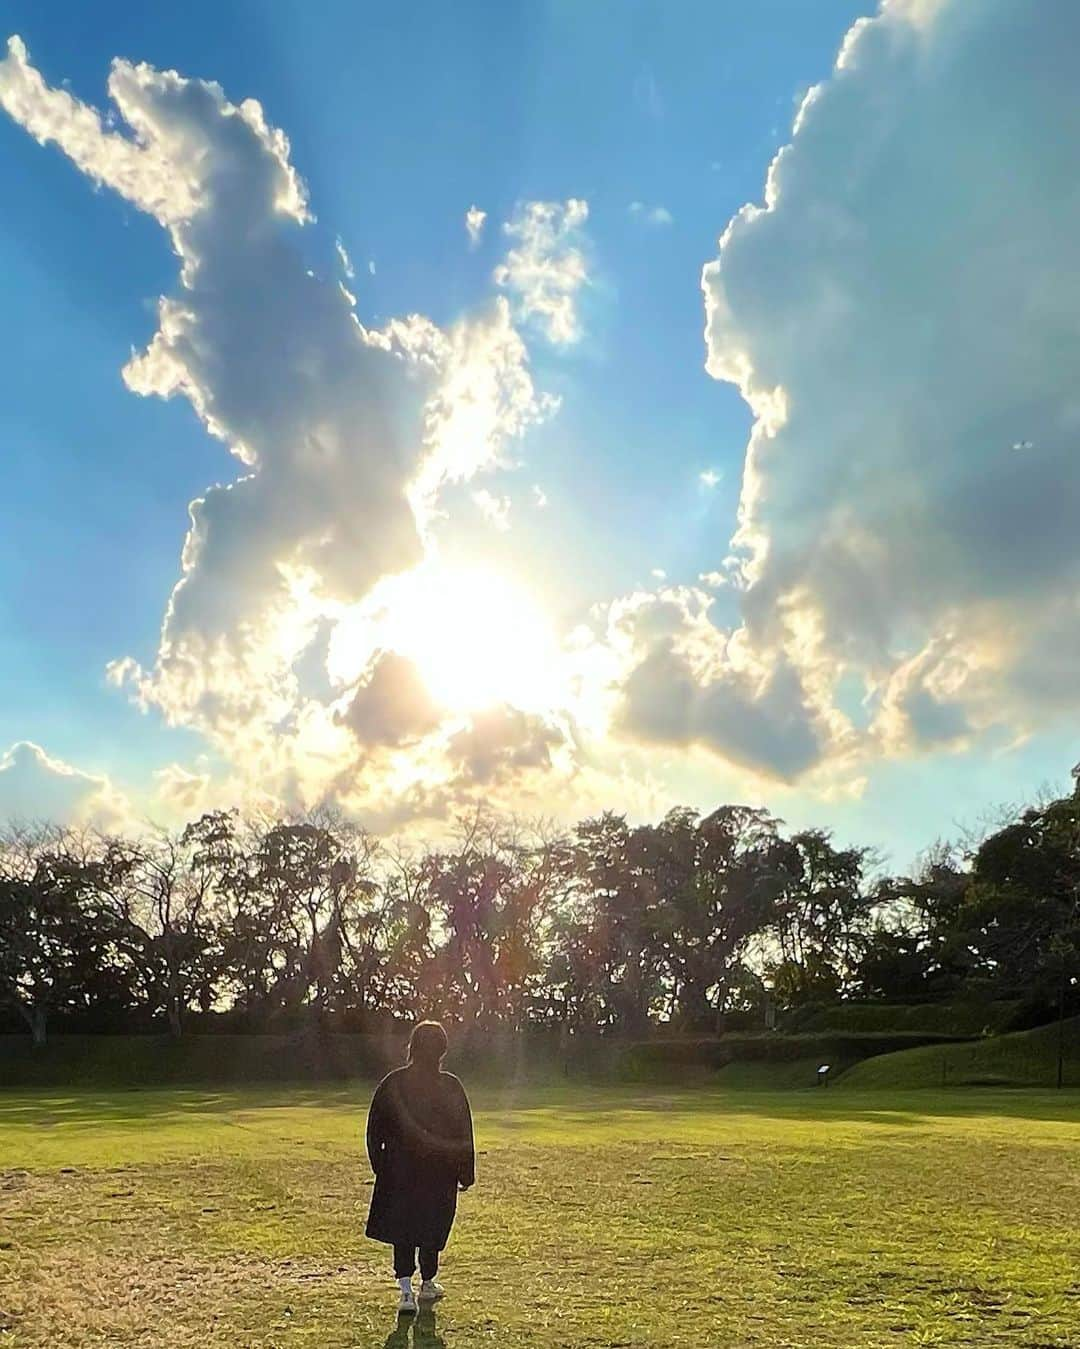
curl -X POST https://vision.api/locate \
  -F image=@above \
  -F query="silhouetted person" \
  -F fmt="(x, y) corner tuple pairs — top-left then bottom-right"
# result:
(366, 1020), (475, 1314)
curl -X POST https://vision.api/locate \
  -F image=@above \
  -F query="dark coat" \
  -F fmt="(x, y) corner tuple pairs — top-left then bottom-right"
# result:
(365, 1065), (475, 1250)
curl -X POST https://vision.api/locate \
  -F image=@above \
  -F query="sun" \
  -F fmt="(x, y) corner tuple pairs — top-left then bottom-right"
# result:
(367, 561), (565, 716)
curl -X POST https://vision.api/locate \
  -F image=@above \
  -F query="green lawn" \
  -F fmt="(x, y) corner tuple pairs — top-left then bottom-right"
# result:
(1, 1084), (1078, 1347)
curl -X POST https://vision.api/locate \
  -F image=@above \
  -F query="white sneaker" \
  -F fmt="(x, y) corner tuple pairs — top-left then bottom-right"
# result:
(418, 1280), (445, 1303)
(398, 1287), (418, 1314)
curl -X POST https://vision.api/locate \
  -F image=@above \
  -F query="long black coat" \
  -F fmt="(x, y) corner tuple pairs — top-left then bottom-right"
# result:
(365, 1065), (475, 1250)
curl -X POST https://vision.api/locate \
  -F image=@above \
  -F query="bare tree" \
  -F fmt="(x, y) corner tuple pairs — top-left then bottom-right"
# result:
(103, 826), (223, 1038)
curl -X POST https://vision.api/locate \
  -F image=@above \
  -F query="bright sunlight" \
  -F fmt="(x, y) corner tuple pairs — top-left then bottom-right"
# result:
(349, 562), (566, 717)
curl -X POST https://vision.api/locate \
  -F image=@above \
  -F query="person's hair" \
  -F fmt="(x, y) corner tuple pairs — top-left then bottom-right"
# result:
(407, 1020), (448, 1070)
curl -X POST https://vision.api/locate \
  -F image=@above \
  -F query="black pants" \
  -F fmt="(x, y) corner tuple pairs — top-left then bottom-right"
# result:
(394, 1244), (439, 1280)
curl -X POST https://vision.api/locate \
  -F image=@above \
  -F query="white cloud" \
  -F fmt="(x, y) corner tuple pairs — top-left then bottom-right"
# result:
(0, 36), (207, 225)
(153, 762), (212, 814)
(0, 741), (131, 828)
(0, 36), (439, 742)
(625, 0), (1080, 782)
(587, 0), (1080, 787)
(465, 204), (486, 245)
(494, 199), (589, 345)
(412, 297), (555, 512)
(471, 488), (512, 532)
(629, 201), (674, 227)
(699, 468), (721, 488)
(334, 236), (355, 279)
(598, 589), (830, 781)
(1, 37), (573, 821)
(532, 484), (548, 509)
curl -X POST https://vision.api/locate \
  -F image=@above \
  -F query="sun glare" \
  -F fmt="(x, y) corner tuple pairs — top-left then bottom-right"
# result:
(371, 563), (565, 716)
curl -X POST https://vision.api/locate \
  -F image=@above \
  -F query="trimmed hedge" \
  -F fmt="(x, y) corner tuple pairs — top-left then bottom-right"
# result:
(0, 1028), (583, 1088)
(784, 1000), (1022, 1037)
(611, 1030), (975, 1084)
(0, 1032), (402, 1088)
(0, 1027), (976, 1089)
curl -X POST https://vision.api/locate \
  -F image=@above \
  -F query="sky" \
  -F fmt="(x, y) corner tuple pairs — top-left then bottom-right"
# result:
(1, 0), (1078, 867)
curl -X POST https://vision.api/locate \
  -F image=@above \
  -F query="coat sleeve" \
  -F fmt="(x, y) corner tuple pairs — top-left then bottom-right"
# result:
(366, 1081), (387, 1174)
(455, 1081), (476, 1188)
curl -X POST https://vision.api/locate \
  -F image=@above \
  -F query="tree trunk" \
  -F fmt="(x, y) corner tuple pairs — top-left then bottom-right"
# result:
(17, 1002), (48, 1047)
(167, 996), (183, 1040)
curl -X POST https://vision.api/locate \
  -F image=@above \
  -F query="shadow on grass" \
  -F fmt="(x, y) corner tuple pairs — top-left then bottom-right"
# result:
(383, 1307), (445, 1348)
(0, 1087), (367, 1126)
(1, 1081), (1078, 1135)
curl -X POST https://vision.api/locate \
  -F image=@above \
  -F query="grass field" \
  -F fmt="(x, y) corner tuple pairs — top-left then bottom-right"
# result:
(1, 1083), (1078, 1348)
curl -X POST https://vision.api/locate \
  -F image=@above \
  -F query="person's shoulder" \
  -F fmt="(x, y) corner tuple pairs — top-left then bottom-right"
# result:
(438, 1070), (468, 1094)
(374, 1066), (408, 1093)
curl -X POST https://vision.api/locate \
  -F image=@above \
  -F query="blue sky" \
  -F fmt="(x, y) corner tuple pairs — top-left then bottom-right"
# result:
(1, 0), (1078, 865)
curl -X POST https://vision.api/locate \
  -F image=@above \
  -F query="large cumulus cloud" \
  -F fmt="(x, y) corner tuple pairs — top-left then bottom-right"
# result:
(0, 36), (436, 738)
(337, 651), (443, 750)
(607, 589), (826, 779)
(0, 36), (584, 821)
(616, 0), (1080, 782)
(448, 704), (567, 786)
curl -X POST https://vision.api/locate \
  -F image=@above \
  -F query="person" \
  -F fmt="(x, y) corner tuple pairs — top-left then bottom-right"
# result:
(365, 1020), (475, 1314)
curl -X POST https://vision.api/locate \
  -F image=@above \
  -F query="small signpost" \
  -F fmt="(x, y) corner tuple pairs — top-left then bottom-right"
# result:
(817, 1063), (831, 1088)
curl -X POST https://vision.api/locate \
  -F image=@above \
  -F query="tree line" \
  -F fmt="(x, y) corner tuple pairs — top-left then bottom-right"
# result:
(2, 777), (1079, 1045)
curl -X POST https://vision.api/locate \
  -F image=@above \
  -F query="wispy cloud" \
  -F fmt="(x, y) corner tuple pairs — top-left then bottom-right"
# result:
(633, 67), (664, 122)
(495, 198), (589, 345)
(334, 236), (355, 279)
(465, 204), (486, 246)
(629, 201), (674, 227)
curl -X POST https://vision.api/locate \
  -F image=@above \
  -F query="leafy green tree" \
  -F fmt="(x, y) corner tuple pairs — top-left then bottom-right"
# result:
(180, 810), (280, 1023)
(641, 806), (785, 1030)
(0, 826), (132, 1044)
(246, 810), (378, 1023)
(564, 813), (663, 1036)
(954, 785), (1080, 1003)
(764, 829), (874, 1006)
(850, 928), (936, 1001)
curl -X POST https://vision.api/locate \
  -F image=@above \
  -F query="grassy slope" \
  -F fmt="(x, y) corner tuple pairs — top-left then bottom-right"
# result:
(1, 1084), (1078, 1348)
(840, 1015), (1080, 1090)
